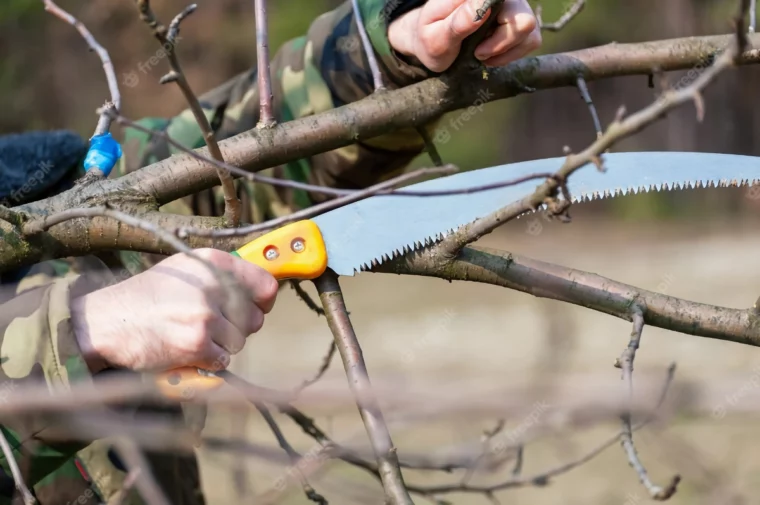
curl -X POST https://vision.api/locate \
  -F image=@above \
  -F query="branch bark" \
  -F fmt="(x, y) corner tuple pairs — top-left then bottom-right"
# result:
(375, 246), (760, 348)
(314, 270), (414, 505)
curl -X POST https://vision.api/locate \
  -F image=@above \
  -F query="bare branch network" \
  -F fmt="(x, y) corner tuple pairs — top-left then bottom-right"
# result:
(2, 0), (760, 503)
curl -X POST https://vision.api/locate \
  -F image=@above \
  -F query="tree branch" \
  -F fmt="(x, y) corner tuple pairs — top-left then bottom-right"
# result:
(351, 0), (384, 91)
(254, 0), (276, 127)
(0, 428), (35, 505)
(314, 270), (414, 505)
(618, 308), (680, 500)
(537, 0), (586, 32)
(254, 401), (327, 504)
(112, 438), (172, 505)
(133, 0), (242, 226)
(376, 246), (760, 348)
(42, 0), (120, 135)
(15, 33), (758, 221)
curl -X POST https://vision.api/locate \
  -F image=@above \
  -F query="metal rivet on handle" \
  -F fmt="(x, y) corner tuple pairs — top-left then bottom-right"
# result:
(264, 246), (279, 260)
(291, 238), (305, 253)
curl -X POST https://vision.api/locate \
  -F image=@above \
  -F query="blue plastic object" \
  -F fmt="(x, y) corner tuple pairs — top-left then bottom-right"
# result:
(83, 132), (122, 176)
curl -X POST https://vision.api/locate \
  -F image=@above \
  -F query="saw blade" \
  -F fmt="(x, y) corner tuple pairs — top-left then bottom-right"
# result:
(311, 151), (760, 276)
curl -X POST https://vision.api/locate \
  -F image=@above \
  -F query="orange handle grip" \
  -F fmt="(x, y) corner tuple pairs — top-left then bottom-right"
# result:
(155, 220), (328, 400)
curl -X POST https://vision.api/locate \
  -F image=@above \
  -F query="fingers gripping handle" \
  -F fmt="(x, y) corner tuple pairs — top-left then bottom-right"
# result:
(155, 221), (328, 400)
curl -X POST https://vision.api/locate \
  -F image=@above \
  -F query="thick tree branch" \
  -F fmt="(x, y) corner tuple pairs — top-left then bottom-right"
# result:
(375, 246), (760, 348)
(15, 33), (759, 222)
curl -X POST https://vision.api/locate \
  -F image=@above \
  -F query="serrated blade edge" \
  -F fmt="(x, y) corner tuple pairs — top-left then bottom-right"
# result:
(312, 152), (760, 276)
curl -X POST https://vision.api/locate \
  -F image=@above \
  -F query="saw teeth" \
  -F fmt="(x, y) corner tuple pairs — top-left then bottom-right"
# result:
(360, 230), (448, 272)
(357, 172), (757, 273)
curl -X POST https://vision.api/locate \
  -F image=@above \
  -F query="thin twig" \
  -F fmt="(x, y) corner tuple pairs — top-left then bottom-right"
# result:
(618, 307), (679, 500)
(290, 280), (326, 316)
(461, 419), (506, 484)
(751, 0), (757, 32)
(106, 109), (549, 200)
(315, 270), (414, 505)
(736, 0), (752, 50)
(112, 439), (172, 505)
(537, 0), (586, 31)
(175, 166), (457, 238)
(42, 0), (120, 136)
(108, 468), (142, 505)
(294, 341), (337, 394)
(254, 402), (327, 504)
(411, 364), (678, 496)
(134, 0), (242, 226)
(416, 126), (443, 167)
(512, 445), (524, 476)
(351, 0), (385, 91)
(475, 0), (502, 22)
(0, 429), (36, 505)
(254, 0), (276, 126)
(167, 4), (195, 43)
(575, 75), (602, 138)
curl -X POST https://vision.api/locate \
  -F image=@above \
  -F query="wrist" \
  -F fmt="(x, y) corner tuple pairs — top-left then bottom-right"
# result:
(71, 292), (111, 374)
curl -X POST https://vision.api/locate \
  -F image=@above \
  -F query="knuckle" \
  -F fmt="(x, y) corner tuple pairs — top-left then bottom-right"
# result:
(250, 310), (265, 334)
(190, 248), (215, 260)
(526, 30), (542, 50)
(260, 276), (280, 303)
(189, 330), (208, 353)
(194, 309), (217, 340)
(193, 248), (229, 266)
(514, 13), (537, 36)
(419, 30), (447, 59)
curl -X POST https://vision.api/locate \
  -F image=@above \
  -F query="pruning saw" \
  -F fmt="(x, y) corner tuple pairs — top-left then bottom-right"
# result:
(156, 151), (760, 399)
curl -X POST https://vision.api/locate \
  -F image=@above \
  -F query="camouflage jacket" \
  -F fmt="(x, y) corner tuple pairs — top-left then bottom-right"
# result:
(0, 1), (432, 503)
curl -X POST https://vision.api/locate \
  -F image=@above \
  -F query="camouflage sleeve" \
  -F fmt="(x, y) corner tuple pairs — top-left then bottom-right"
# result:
(0, 258), (115, 492)
(118, 0), (434, 226)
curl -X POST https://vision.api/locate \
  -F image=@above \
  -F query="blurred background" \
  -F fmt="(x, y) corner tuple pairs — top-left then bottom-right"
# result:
(3, 1), (760, 504)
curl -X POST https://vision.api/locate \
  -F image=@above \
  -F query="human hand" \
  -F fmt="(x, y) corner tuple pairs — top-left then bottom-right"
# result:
(387, 0), (541, 73)
(71, 248), (279, 373)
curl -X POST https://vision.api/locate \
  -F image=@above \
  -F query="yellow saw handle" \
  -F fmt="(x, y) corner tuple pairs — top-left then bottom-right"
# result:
(155, 220), (328, 400)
